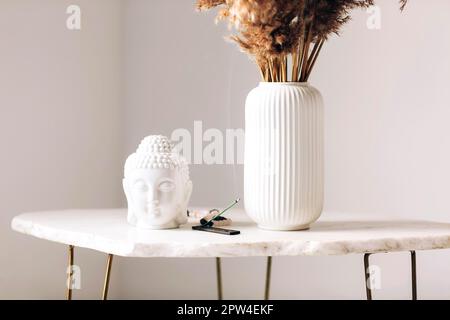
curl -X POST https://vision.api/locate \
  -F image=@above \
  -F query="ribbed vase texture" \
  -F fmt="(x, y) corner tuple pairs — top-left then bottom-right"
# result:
(244, 82), (324, 231)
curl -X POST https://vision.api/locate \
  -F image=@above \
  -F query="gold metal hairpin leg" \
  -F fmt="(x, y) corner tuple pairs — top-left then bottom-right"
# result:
(102, 254), (114, 300)
(363, 253), (372, 300)
(364, 251), (417, 300)
(67, 245), (75, 300)
(265, 256), (272, 300)
(216, 257), (223, 300)
(411, 251), (417, 300)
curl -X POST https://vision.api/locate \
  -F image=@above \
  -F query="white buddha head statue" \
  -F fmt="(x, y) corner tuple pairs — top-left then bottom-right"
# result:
(123, 135), (192, 229)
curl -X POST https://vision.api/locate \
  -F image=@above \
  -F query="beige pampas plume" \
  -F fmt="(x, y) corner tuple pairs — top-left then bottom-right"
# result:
(196, 0), (226, 11)
(197, 0), (408, 82)
(400, 0), (408, 11)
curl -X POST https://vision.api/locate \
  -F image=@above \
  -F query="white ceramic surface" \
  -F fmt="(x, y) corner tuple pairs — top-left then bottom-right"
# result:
(123, 135), (192, 230)
(11, 209), (450, 258)
(245, 82), (324, 231)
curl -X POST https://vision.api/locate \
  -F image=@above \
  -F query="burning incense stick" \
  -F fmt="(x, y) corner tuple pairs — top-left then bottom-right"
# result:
(201, 198), (240, 227)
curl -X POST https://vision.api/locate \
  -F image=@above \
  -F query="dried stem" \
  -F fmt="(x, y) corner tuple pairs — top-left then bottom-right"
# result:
(281, 56), (288, 82)
(305, 39), (324, 81)
(264, 65), (270, 82)
(300, 23), (313, 82)
(305, 40), (321, 75)
(292, 50), (299, 82)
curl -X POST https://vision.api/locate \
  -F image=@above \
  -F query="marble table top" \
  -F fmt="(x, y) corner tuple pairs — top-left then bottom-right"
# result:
(11, 209), (450, 258)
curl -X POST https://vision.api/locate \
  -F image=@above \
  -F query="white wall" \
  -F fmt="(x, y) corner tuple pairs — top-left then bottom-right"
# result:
(120, 0), (450, 300)
(2, 0), (450, 300)
(0, 0), (123, 299)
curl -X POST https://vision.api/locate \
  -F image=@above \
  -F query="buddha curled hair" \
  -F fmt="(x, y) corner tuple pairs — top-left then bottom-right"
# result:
(124, 135), (190, 185)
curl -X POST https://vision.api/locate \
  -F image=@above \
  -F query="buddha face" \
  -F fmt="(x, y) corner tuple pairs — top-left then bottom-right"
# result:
(123, 168), (191, 229)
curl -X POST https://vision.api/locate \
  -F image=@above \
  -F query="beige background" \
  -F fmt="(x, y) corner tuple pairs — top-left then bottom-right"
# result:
(1, 0), (450, 299)
(0, 0), (123, 299)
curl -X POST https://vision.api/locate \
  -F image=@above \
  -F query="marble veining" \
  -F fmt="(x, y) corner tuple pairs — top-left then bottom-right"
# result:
(11, 209), (450, 258)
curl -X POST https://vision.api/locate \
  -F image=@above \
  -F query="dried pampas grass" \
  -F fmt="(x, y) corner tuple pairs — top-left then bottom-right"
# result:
(197, 0), (408, 82)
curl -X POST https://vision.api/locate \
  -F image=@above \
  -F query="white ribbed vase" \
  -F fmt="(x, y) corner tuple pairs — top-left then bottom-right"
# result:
(244, 82), (324, 231)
